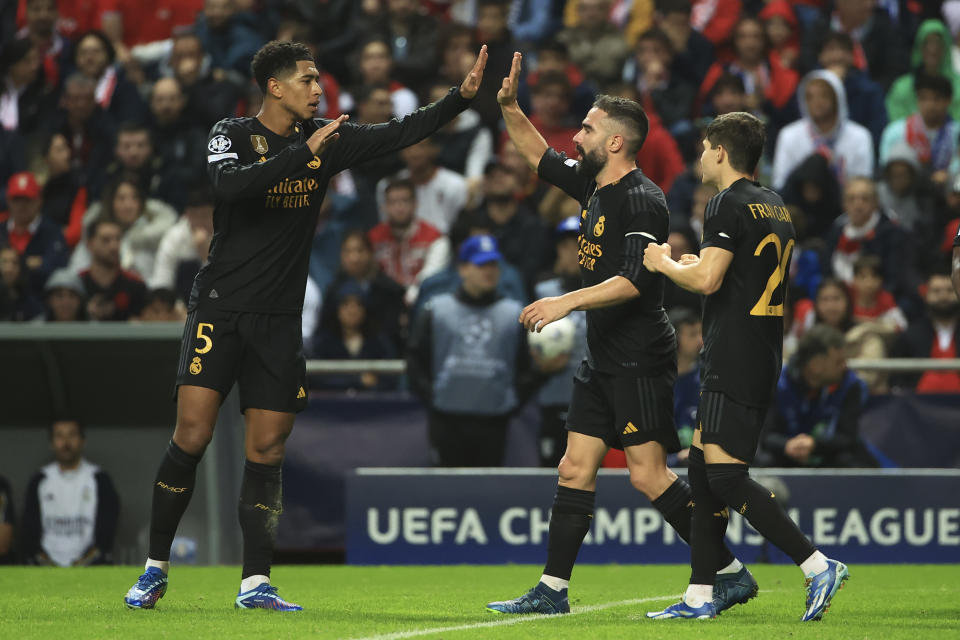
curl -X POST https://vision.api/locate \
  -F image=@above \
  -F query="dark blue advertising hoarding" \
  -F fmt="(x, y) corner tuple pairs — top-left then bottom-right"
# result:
(346, 469), (960, 565)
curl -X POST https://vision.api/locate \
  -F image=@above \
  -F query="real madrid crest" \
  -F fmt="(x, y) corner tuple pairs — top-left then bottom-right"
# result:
(250, 135), (269, 155)
(190, 357), (202, 375)
(593, 215), (605, 237)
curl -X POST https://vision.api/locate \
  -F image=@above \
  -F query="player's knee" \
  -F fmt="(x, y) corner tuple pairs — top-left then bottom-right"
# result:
(557, 454), (590, 486)
(172, 416), (215, 456)
(706, 464), (749, 503)
(247, 435), (288, 464)
(627, 464), (665, 497)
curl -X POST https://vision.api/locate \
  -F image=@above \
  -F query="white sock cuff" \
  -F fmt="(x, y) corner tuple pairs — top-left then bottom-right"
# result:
(716, 558), (744, 575)
(145, 558), (169, 573)
(240, 575), (270, 593)
(800, 550), (829, 577)
(539, 574), (569, 592)
(683, 584), (714, 607)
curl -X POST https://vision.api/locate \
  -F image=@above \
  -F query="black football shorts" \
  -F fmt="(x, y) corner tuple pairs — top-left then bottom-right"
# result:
(175, 307), (308, 413)
(696, 391), (768, 464)
(566, 362), (681, 453)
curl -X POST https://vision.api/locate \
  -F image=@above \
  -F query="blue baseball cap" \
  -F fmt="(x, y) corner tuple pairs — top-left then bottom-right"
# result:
(555, 215), (580, 236)
(459, 234), (502, 265)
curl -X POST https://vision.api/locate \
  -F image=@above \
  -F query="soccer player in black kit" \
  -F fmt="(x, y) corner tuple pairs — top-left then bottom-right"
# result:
(643, 112), (848, 622)
(124, 40), (488, 611)
(487, 53), (752, 616)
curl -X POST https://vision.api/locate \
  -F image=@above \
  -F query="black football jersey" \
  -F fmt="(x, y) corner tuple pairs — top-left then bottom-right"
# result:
(538, 148), (675, 376)
(699, 178), (796, 406)
(192, 88), (470, 314)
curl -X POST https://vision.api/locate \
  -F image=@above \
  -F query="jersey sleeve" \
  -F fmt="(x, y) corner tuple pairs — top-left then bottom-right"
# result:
(618, 186), (668, 292)
(537, 148), (593, 204)
(324, 87), (470, 172)
(206, 119), (314, 202)
(699, 191), (741, 253)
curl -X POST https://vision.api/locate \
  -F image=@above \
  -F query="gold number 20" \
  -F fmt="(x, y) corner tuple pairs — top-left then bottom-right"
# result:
(195, 323), (214, 354)
(749, 234), (794, 317)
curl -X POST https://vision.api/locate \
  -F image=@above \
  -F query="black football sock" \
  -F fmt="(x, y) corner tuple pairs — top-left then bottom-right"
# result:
(238, 460), (283, 580)
(651, 477), (694, 544)
(148, 440), (201, 562)
(688, 448), (734, 585)
(707, 463), (815, 565)
(542, 486), (595, 581)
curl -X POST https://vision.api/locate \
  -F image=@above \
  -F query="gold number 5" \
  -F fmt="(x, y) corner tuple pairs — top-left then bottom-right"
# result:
(750, 234), (794, 317)
(195, 323), (214, 354)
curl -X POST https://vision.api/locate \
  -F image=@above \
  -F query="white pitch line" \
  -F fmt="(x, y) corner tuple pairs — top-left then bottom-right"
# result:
(345, 593), (679, 640)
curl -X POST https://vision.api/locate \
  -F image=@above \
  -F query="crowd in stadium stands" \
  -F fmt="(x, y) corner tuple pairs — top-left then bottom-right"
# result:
(2, 1), (960, 408)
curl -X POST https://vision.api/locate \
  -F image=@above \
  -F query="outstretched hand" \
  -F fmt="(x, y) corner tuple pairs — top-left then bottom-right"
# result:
(519, 296), (571, 332)
(459, 45), (488, 99)
(497, 52), (522, 106)
(307, 114), (349, 155)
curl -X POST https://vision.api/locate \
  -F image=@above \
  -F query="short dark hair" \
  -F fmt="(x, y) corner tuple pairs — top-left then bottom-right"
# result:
(76, 30), (116, 66)
(86, 216), (123, 240)
(704, 112), (766, 174)
(384, 177), (416, 199)
(116, 121), (150, 139)
(852, 254), (882, 278)
(145, 287), (178, 310)
(340, 227), (373, 252)
(658, 0), (693, 15)
(637, 27), (674, 55)
(821, 30), (854, 53)
(795, 324), (845, 369)
(101, 172), (144, 220)
(251, 40), (313, 93)
(592, 94), (649, 155)
(915, 73), (953, 100)
(354, 82), (391, 105)
(712, 73), (746, 96)
(532, 70), (572, 96)
(668, 306), (700, 331)
(49, 419), (85, 440)
(536, 39), (569, 58)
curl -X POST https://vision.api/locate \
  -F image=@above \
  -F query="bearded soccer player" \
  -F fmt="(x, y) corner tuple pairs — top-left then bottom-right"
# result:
(124, 40), (488, 611)
(643, 112), (848, 622)
(485, 53), (753, 616)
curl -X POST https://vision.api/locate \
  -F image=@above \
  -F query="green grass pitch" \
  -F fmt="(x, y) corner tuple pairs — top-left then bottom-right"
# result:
(1, 565), (957, 639)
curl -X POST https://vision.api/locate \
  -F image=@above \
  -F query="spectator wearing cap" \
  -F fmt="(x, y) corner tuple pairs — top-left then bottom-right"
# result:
(0, 171), (68, 297)
(375, 136), (468, 235)
(407, 234), (545, 467)
(369, 178), (444, 296)
(150, 187), (213, 301)
(79, 218), (147, 321)
(533, 216), (588, 467)
(39, 267), (87, 322)
(0, 244), (44, 320)
(311, 281), (397, 392)
(467, 161), (546, 295)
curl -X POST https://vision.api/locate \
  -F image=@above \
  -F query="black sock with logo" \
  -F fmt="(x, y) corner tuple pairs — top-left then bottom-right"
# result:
(543, 486), (595, 582)
(688, 448), (734, 585)
(239, 460), (283, 580)
(707, 463), (815, 565)
(148, 440), (201, 562)
(651, 477), (695, 544)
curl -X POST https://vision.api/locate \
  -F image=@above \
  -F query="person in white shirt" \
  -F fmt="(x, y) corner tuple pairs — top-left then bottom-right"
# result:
(150, 188), (213, 295)
(375, 136), (468, 233)
(772, 69), (874, 190)
(22, 420), (119, 566)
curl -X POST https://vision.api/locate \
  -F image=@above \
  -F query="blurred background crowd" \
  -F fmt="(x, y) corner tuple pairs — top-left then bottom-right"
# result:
(0, 0), (958, 438)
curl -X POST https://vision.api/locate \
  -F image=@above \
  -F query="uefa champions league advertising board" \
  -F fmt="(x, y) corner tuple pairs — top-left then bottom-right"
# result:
(346, 469), (960, 565)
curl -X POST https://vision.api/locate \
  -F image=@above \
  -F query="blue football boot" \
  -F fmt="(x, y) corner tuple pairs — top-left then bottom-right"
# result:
(486, 583), (570, 615)
(124, 566), (168, 609)
(235, 583), (303, 611)
(646, 598), (717, 620)
(713, 566), (759, 613)
(802, 559), (848, 621)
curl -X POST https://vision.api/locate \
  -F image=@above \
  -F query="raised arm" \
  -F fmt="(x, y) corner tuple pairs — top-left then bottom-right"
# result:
(498, 52), (548, 170)
(207, 116), (346, 202)
(329, 46), (488, 170)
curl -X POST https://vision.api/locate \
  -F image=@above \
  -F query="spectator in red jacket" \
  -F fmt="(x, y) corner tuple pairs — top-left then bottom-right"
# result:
(892, 272), (960, 392)
(759, 0), (800, 71)
(850, 254), (907, 331)
(690, 0), (742, 47)
(697, 15), (799, 116)
(369, 178), (444, 291)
